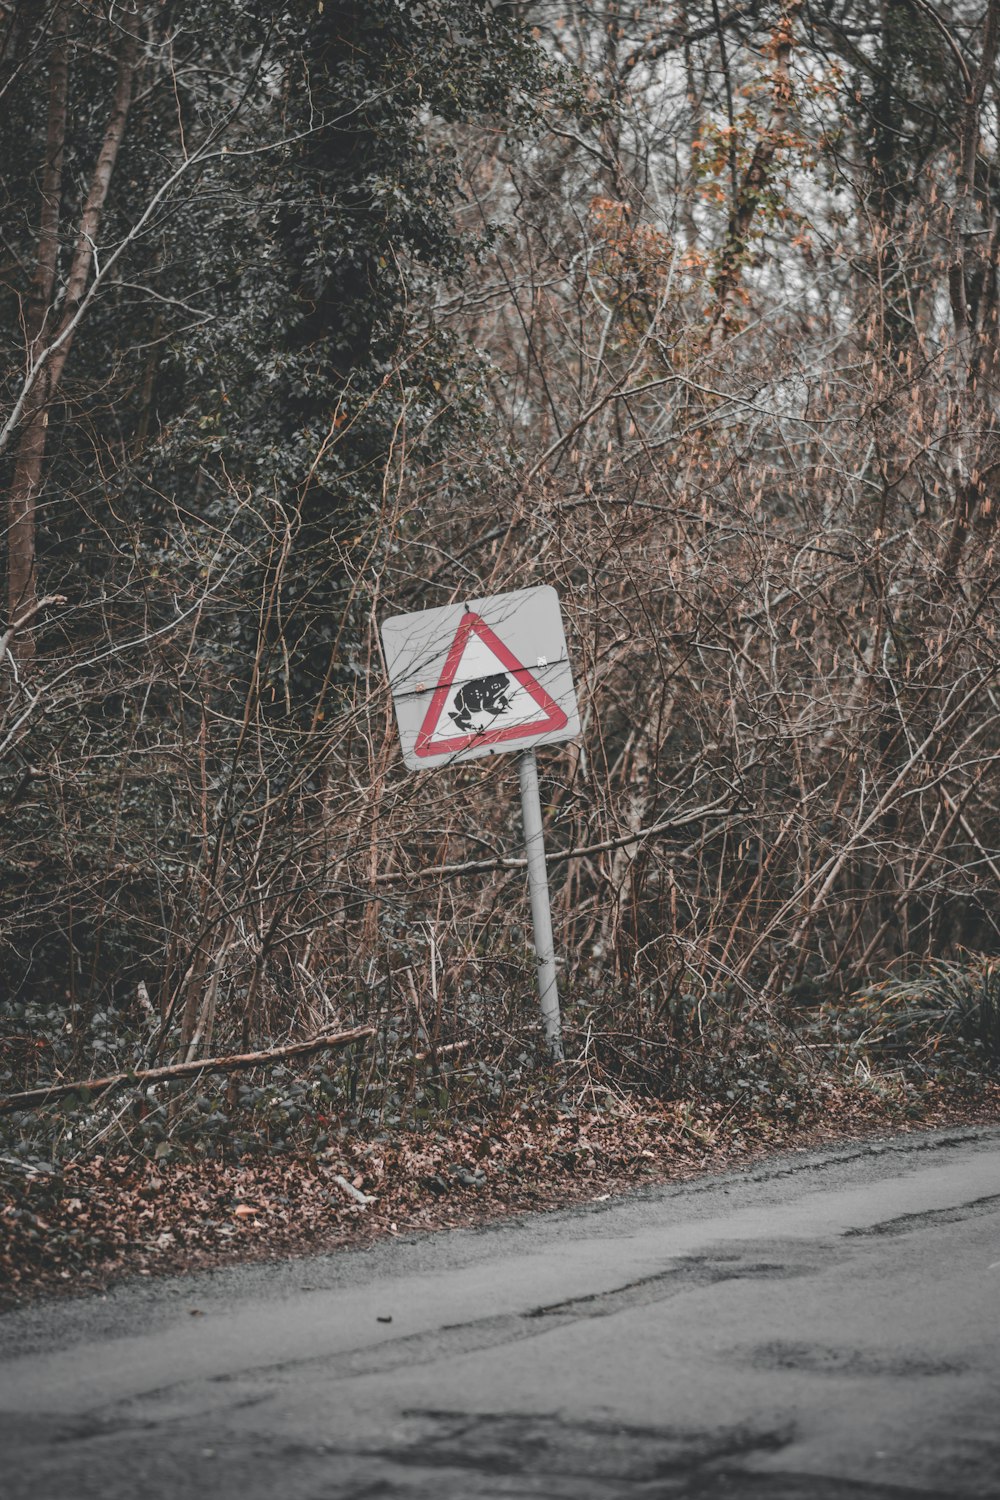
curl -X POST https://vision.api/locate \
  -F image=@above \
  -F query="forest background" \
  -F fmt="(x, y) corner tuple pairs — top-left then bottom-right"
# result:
(2, 0), (1000, 1213)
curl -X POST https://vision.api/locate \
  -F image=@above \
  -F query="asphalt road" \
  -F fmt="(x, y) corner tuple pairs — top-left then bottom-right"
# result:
(2, 1126), (999, 1499)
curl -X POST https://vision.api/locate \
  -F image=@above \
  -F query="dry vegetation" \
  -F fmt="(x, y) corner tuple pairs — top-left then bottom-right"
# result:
(2, 2), (1000, 1235)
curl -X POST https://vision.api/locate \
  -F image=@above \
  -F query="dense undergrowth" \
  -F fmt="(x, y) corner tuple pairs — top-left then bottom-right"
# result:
(3, 953), (998, 1172)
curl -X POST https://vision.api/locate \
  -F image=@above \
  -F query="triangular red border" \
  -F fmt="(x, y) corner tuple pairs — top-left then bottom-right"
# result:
(414, 612), (568, 758)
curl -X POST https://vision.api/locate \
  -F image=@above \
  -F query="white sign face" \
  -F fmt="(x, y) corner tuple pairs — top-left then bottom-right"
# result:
(381, 585), (581, 770)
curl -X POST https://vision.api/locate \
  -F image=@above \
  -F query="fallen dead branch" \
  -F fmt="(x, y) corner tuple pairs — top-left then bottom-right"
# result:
(0, 1026), (375, 1115)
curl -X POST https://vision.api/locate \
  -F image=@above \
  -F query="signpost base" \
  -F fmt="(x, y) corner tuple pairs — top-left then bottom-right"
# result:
(518, 748), (564, 1063)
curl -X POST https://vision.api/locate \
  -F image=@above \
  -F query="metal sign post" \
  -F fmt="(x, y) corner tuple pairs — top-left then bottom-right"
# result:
(381, 586), (579, 1062)
(518, 747), (563, 1062)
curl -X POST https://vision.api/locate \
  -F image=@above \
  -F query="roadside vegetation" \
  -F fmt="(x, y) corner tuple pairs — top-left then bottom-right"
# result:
(3, 1), (1000, 1301)
(4, 953), (997, 1304)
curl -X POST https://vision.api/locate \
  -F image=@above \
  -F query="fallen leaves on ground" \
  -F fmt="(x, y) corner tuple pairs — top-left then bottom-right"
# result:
(2, 1080), (998, 1308)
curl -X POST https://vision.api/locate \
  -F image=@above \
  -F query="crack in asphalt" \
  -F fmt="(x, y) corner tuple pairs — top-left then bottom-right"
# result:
(844, 1192), (1000, 1238)
(522, 1257), (810, 1319)
(738, 1339), (967, 1379)
(661, 1127), (1000, 1203)
(63, 1254), (813, 1439)
(4, 1408), (942, 1500)
(361, 1407), (795, 1485)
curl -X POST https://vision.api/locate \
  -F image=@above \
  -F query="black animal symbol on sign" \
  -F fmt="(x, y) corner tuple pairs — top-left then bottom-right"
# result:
(449, 673), (512, 732)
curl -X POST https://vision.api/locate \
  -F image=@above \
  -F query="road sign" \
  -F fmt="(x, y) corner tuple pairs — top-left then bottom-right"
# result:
(381, 586), (580, 771)
(381, 585), (580, 1060)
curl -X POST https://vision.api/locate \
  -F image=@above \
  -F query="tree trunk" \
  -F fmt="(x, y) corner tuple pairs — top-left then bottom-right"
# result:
(941, 0), (1000, 579)
(5, 4), (141, 667)
(5, 1), (68, 664)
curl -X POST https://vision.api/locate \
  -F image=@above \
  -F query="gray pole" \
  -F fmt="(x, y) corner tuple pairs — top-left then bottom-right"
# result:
(518, 748), (564, 1062)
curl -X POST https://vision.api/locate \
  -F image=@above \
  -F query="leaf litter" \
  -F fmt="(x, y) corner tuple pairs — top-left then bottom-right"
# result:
(2, 1080), (998, 1308)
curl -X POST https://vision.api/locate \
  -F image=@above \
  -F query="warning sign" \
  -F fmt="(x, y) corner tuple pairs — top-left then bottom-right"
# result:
(414, 610), (568, 758)
(381, 586), (580, 770)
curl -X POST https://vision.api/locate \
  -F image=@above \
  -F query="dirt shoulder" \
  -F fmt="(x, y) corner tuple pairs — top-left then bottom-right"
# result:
(3, 1080), (999, 1310)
